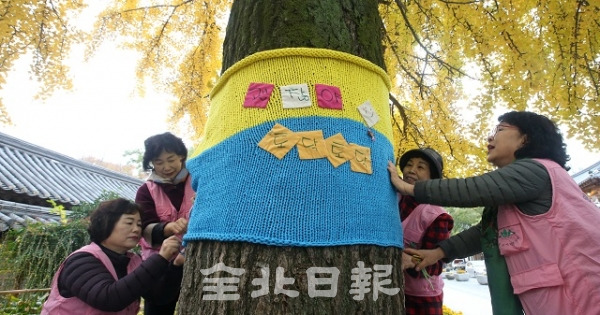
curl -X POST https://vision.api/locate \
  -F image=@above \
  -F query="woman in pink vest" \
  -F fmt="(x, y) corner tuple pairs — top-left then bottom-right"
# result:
(398, 148), (453, 315)
(135, 132), (194, 315)
(390, 111), (600, 315)
(41, 198), (184, 314)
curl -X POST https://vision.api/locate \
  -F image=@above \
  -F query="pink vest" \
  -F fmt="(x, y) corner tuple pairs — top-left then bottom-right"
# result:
(140, 175), (194, 260)
(41, 243), (142, 315)
(497, 159), (600, 315)
(402, 201), (446, 296)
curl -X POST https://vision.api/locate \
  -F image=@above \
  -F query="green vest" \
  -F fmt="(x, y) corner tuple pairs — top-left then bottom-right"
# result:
(481, 207), (524, 315)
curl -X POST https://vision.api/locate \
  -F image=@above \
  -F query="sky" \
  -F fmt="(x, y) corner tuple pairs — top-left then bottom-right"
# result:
(0, 3), (192, 167)
(0, 5), (598, 174)
(1, 45), (185, 166)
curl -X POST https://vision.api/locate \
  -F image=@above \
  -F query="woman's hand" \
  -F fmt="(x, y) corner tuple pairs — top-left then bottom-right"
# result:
(158, 235), (182, 261)
(173, 253), (185, 266)
(402, 252), (416, 271)
(164, 218), (188, 237)
(387, 161), (415, 196)
(403, 247), (446, 272)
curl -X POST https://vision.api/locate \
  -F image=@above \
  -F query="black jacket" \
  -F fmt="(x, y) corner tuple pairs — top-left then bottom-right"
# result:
(57, 243), (183, 312)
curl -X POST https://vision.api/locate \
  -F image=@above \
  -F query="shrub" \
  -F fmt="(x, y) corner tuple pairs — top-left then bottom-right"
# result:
(0, 192), (122, 311)
(443, 305), (464, 315)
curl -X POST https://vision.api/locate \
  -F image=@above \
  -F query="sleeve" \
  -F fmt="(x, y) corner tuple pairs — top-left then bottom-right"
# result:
(142, 263), (184, 305)
(58, 252), (170, 312)
(437, 223), (483, 261)
(406, 212), (453, 278)
(151, 222), (168, 246)
(136, 183), (161, 229)
(413, 159), (550, 209)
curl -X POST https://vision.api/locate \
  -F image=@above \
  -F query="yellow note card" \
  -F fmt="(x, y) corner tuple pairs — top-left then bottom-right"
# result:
(296, 130), (328, 160)
(258, 123), (300, 159)
(345, 144), (372, 174)
(324, 133), (350, 167)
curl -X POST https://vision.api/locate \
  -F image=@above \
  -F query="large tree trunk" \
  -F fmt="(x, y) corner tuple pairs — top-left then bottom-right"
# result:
(178, 241), (403, 314)
(179, 0), (405, 314)
(221, 0), (385, 72)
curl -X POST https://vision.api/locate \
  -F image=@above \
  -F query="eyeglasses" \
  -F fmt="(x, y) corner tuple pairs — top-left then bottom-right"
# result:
(488, 124), (519, 139)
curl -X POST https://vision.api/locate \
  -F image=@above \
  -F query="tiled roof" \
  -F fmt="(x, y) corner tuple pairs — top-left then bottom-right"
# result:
(0, 199), (64, 232)
(0, 131), (144, 209)
(571, 160), (600, 186)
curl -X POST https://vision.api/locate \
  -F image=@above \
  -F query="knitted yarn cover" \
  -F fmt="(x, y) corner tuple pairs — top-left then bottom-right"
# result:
(185, 48), (403, 248)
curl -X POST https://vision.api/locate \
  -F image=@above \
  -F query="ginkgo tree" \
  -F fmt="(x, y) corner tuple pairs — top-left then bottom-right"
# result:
(0, 0), (87, 125)
(86, 0), (600, 177)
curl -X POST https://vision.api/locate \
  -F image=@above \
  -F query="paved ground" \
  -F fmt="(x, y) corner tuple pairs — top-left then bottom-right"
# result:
(442, 276), (492, 315)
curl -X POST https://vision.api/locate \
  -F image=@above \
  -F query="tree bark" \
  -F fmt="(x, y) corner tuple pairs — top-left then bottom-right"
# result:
(180, 1), (404, 314)
(178, 241), (404, 315)
(221, 0), (385, 72)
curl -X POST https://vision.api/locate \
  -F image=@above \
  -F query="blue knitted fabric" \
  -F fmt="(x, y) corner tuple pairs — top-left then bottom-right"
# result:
(184, 117), (403, 247)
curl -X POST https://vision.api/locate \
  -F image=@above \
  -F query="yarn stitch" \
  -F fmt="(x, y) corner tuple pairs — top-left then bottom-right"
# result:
(185, 48), (403, 248)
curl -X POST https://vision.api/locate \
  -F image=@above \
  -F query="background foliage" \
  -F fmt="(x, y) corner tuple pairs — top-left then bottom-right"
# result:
(445, 207), (484, 235)
(90, 0), (599, 176)
(0, 192), (120, 314)
(1, 1), (598, 177)
(0, 0), (87, 125)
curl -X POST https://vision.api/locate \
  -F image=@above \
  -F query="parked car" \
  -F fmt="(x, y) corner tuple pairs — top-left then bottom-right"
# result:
(466, 260), (486, 278)
(451, 259), (466, 270)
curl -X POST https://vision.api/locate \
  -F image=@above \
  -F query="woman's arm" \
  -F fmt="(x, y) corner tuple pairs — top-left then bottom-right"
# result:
(437, 222), (483, 260)
(414, 159), (550, 209)
(404, 222), (483, 271)
(58, 253), (170, 312)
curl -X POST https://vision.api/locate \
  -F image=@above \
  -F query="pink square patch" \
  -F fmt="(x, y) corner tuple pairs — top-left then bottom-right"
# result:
(315, 84), (343, 110)
(243, 83), (275, 108)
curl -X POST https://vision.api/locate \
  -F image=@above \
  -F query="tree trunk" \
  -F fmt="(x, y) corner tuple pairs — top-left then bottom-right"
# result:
(221, 0), (385, 72)
(178, 241), (403, 314)
(180, 0), (405, 314)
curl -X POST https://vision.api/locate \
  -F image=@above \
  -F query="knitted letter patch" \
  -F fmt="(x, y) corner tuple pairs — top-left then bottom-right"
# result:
(258, 123), (371, 173)
(295, 130), (328, 160)
(315, 84), (343, 110)
(324, 133), (350, 168)
(281, 84), (312, 108)
(257, 123), (300, 159)
(243, 83), (275, 108)
(345, 144), (372, 175)
(358, 101), (380, 127)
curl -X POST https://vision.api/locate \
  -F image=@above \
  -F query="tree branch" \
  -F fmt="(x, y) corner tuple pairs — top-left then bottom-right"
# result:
(393, 0), (470, 77)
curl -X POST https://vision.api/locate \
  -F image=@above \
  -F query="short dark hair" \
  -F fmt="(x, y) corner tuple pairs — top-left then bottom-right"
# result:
(88, 198), (140, 243)
(498, 111), (570, 170)
(142, 132), (188, 171)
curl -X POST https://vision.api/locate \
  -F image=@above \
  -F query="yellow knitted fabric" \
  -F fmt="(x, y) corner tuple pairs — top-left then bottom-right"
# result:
(193, 47), (392, 157)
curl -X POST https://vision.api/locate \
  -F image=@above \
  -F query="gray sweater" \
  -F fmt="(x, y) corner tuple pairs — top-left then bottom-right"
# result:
(414, 158), (552, 260)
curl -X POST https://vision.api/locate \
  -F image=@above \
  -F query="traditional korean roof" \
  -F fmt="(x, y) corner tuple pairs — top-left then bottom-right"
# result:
(571, 160), (600, 189)
(571, 159), (600, 207)
(0, 131), (144, 226)
(0, 199), (66, 232)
